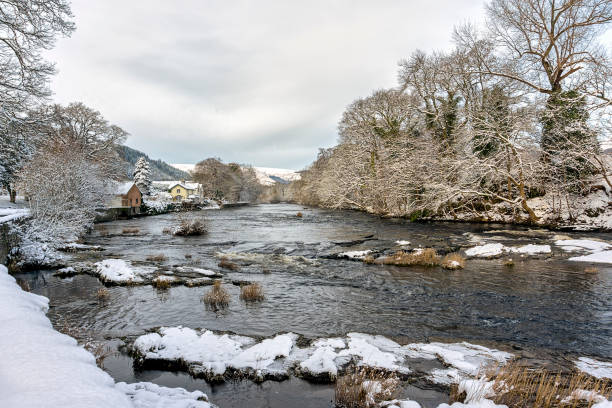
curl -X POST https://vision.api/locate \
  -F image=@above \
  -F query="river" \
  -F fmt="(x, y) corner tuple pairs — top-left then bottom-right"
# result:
(13, 203), (612, 407)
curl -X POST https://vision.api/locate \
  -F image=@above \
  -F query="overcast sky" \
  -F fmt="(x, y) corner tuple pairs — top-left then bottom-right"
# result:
(46, 0), (487, 170)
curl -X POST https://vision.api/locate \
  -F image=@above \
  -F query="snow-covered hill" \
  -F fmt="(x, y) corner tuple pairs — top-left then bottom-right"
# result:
(170, 164), (301, 186)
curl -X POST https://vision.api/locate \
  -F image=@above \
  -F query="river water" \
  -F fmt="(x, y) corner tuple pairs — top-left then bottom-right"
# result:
(15, 204), (612, 407)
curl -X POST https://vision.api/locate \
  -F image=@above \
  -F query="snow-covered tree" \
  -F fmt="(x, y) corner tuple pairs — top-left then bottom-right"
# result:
(15, 144), (113, 265)
(133, 157), (152, 195)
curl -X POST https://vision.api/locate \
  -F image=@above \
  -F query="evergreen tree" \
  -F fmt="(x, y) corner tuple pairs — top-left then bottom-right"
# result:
(133, 157), (152, 195)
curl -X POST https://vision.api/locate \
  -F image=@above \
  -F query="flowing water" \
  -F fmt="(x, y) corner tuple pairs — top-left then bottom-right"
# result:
(15, 204), (612, 407)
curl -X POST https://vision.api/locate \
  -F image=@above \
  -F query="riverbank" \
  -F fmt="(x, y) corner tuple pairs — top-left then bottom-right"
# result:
(0, 264), (217, 408)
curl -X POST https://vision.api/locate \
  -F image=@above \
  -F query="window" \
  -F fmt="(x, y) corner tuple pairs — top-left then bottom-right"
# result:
(177, 188), (181, 193)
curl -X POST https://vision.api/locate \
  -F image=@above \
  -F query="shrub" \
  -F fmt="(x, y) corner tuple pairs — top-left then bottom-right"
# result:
(122, 227), (140, 234)
(96, 287), (110, 301)
(481, 362), (612, 408)
(240, 283), (264, 302)
(442, 253), (466, 270)
(202, 280), (230, 307)
(152, 275), (172, 290)
(335, 367), (399, 408)
(173, 216), (207, 236)
(380, 248), (440, 267)
(146, 254), (168, 262)
(218, 257), (239, 271)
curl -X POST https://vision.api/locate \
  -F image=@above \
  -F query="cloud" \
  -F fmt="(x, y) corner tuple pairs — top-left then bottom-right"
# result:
(45, 0), (486, 169)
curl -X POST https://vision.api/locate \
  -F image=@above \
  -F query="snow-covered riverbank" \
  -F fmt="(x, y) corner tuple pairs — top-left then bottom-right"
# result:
(0, 264), (215, 408)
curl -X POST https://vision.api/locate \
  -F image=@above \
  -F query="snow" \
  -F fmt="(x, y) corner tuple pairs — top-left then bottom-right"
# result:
(0, 264), (131, 408)
(115, 182), (137, 195)
(465, 243), (551, 257)
(465, 243), (505, 257)
(575, 357), (612, 379)
(0, 264), (216, 408)
(175, 266), (219, 276)
(561, 389), (609, 405)
(555, 239), (611, 252)
(134, 328), (512, 386)
(569, 251), (612, 264)
(380, 400), (422, 408)
(169, 164), (196, 173)
(339, 250), (371, 259)
(94, 259), (155, 284)
(404, 342), (512, 378)
(115, 382), (213, 408)
(134, 326), (294, 377)
(395, 240), (411, 246)
(0, 207), (29, 223)
(508, 244), (551, 254)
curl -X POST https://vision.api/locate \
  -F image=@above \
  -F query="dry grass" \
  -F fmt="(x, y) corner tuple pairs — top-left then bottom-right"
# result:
(584, 266), (599, 273)
(218, 257), (240, 271)
(96, 287), (110, 301)
(17, 279), (31, 292)
(504, 258), (515, 267)
(122, 227), (140, 234)
(152, 275), (172, 290)
(442, 253), (466, 270)
(174, 216), (207, 236)
(146, 254), (168, 262)
(296, 212), (303, 218)
(202, 280), (230, 307)
(240, 283), (264, 302)
(476, 362), (612, 408)
(380, 248), (440, 267)
(335, 367), (400, 408)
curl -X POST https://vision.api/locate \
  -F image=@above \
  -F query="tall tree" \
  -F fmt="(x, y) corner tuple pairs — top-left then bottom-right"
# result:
(133, 157), (152, 195)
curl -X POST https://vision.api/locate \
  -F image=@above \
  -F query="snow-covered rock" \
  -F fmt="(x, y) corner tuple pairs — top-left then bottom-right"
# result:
(94, 259), (155, 284)
(132, 328), (512, 385)
(556, 239), (612, 264)
(465, 243), (505, 257)
(575, 357), (612, 380)
(115, 382), (213, 408)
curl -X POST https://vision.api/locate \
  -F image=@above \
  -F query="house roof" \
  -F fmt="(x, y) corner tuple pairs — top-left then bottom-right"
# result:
(168, 182), (200, 190)
(114, 182), (139, 195)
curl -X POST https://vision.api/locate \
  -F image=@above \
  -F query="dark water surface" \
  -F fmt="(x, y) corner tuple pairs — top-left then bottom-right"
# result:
(15, 204), (612, 407)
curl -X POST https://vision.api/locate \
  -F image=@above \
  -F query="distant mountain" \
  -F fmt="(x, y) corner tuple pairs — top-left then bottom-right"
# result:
(116, 145), (190, 181)
(170, 163), (301, 185)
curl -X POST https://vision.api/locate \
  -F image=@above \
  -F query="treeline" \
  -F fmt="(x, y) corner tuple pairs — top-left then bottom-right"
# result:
(191, 158), (261, 203)
(292, 0), (612, 224)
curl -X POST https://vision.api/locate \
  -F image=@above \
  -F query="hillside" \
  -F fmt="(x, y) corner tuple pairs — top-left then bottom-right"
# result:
(116, 145), (190, 181)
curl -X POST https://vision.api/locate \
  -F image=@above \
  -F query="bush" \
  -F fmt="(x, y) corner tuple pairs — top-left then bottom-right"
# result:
(152, 275), (172, 290)
(240, 283), (264, 302)
(146, 254), (168, 262)
(441, 253), (465, 270)
(202, 280), (230, 308)
(335, 367), (399, 408)
(174, 217), (207, 236)
(380, 248), (440, 267)
(96, 287), (110, 301)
